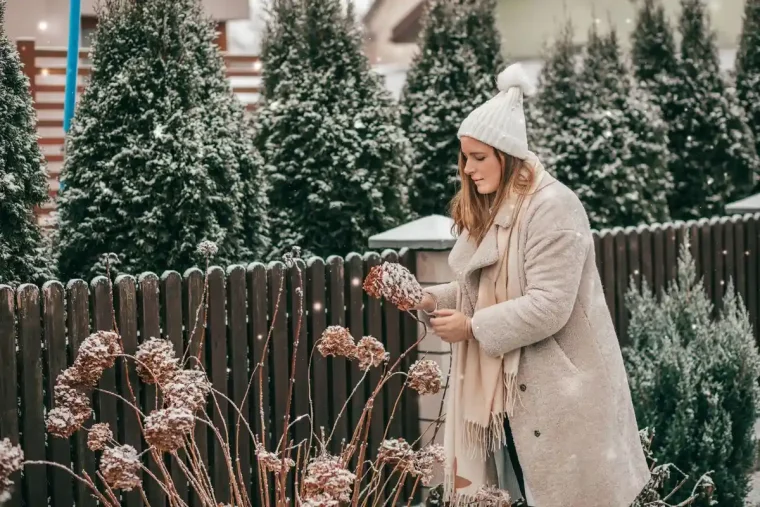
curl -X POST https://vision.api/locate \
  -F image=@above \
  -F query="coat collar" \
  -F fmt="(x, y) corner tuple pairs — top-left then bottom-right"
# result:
(449, 155), (553, 281)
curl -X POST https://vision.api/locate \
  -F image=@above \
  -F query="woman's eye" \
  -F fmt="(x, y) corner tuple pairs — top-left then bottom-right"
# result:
(474, 156), (485, 162)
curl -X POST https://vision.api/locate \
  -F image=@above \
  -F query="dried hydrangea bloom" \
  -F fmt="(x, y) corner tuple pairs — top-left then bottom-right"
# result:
(377, 438), (415, 474)
(301, 454), (356, 504)
(196, 240), (219, 258)
(407, 359), (443, 395)
(412, 444), (445, 486)
(300, 494), (340, 507)
(100, 445), (141, 491)
(317, 326), (357, 359)
(363, 262), (423, 311)
(71, 331), (122, 387)
(474, 485), (512, 506)
(254, 443), (294, 474)
(135, 337), (179, 385)
(0, 439), (23, 501)
(355, 336), (388, 370)
(46, 407), (81, 438)
(144, 407), (194, 452)
(88, 423), (113, 451)
(162, 369), (211, 412)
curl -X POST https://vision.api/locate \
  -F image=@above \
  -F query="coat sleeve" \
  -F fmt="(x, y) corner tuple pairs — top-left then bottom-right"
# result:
(470, 191), (591, 357)
(417, 281), (459, 327)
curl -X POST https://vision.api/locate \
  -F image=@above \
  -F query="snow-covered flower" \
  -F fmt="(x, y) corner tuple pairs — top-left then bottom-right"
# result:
(474, 485), (511, 506)
(377, 438), (415, 474)
(254, 443), (294, 474)
(363, 262), (423, 311)
(355, 336), (388, 370)
(407, 360), (443, 395)
(196, 240), (218, 258)
(317, 326), (357, 359)
(100, 445), (141, 491)
(301, 454), (355, 504)
(0, 438), (23, 501)
(88, 423), (113, 451)
(70, 331), (122, 387)
(412, 444), (445, 485)
(144, 407), (194, 452)
(135, 337), (179, 385)
(162, 369), (211, 412)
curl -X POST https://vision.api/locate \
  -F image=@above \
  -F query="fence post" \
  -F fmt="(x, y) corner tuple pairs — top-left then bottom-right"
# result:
(369, 214), (456, 497)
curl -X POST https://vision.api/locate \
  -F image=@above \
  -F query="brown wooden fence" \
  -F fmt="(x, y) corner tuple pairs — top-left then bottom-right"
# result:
(595, 213), (760, 346)
(0, 250), (421, 507)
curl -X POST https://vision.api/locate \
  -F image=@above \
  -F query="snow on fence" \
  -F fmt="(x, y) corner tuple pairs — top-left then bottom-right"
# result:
(0, 249), (420, 507)
(16, 39), (262, 229)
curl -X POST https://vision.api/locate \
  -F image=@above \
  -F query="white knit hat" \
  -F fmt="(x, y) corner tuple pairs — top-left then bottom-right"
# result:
(457, 63), (536, 159)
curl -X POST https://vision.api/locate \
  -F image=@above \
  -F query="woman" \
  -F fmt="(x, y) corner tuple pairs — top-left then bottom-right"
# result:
(415, 63), (650, 507)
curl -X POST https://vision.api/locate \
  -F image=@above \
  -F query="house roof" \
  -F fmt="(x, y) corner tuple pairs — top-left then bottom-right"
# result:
(368, 214), (456, 250)
(362, 0), (386, 23)
(391, 1), (425, 43)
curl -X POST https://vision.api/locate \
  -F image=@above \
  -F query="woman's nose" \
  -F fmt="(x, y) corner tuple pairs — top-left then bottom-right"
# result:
(464, 163), (475, 175)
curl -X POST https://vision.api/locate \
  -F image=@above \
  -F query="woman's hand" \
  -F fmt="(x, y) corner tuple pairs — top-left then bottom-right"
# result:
(430, 309), (473, 343)
(412, 293), (437, 313)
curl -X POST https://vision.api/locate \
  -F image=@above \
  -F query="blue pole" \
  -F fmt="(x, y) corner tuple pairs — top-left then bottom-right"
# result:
(62, 0), (81, 134)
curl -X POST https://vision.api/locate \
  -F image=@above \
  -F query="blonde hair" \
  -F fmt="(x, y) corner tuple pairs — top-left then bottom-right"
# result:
(450, 147), (535, 245)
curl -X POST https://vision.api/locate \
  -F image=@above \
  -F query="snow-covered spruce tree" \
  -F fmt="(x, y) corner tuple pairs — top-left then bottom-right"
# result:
(528, 20), (588, 191)
(573, 26), (671, 229)
(624, 242), (760, 507)
(400, 0), (503, 218)
(259, 0), (301, 99)
(254, 0), (411, 259)
(0, 0), (53, 286)
(57, 0), (268, 280)
(632, 0), (758, 220)
(736, 0), (760, 176)
(631, 0), (679, 84)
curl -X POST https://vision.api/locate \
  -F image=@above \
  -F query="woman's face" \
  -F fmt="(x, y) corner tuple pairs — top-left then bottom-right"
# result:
(460, 136), (502, 195)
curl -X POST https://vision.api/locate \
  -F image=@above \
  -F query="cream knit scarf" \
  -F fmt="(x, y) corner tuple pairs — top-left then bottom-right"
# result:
(443, 159), (545, 504)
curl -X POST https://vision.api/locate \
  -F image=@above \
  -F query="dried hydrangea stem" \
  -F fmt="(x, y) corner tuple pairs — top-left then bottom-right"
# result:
(95, 470), (122, 506)
(327, 368), (370, 444)
(24, 460), (115, 507)
(406, 476), (422, 507)
(170, 450), (215, 506)
(94, 386), (146, 417)
(184, 435), (216, 504)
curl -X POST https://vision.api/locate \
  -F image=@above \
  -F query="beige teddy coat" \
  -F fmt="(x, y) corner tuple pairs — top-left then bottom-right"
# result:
(424, 172), (650, 507)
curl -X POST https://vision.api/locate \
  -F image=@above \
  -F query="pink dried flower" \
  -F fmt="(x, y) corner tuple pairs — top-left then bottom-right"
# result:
(54, 382), (90, 415)
(46, 371), (93, 438)
(162, 369), (211, 412)
(300, 494), (340, 507)
(407, 359), (443, 395)
(412, 444), (445, 485)
(301, 454), (356, 504)
(100, 445), (141, 491)
(363, 262), (423, 311)
(474, 485), (512, 506)
(135, 337), (179, 385)
(355, 336), (388, 370)
(71, 331), (122, 387)
(0, 438), (23, 501)
(317, 326), (357, 359)
(377, 438), (415, 474)
(254, 443), (294, 474)
(88, 423), (113, 451)
(46, 407), (81, 438)
(144, 407), (194, 452)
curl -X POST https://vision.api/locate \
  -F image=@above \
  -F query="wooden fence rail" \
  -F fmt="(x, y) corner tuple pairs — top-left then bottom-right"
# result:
(0, 249), (420, 507)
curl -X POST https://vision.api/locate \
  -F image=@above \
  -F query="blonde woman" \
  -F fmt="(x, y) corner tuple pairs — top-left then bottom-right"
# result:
(415, 64), (650, 507)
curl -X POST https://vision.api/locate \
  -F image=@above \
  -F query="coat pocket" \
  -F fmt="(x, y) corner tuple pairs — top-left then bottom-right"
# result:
(550, 336), (580, 376)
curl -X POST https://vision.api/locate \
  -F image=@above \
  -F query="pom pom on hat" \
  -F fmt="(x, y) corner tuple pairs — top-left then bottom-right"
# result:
(497, 63), (536, 97)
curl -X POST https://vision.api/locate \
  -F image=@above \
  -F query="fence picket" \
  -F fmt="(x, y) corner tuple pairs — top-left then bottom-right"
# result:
(137, 272), (164, 507)
(344, 253), (366, 449)
(326, 256), (348, 455)
(381, 250), (403, 442)
(67, 280), (96, 507)
(268, 262), (289, 448)
(0, 285), (20, 507)
(17, 284), (47, 507)
(160, 270), (189, 503)
(227, 265), (251, 503)
(290, 260), (310, 447)
(712, 217), (727, 312)
(363, 252), (385, 464)
(306, 258), (330, 436)
(42, 281), (73, 507)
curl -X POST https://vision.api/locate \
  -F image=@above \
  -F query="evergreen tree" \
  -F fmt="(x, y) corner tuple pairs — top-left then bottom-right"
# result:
(624, 242), (760, 507)
(399, 0), (503, 217)
(0, 0), (53, 286)
(573, 26), (671, 228)
(528, 21), (587, 190)
(736, 0), (760, 174)
(254, 0), (411, 259)
(632, 0), (759, 220)
(57, 0), (268, 280)
(631, 0), (678, 83)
